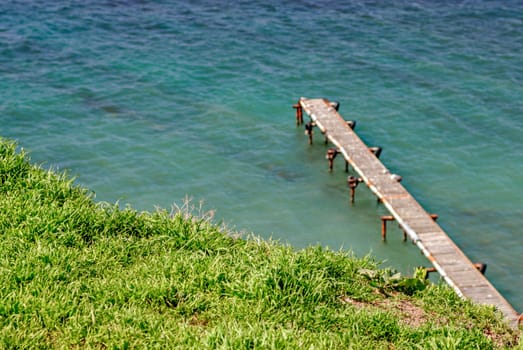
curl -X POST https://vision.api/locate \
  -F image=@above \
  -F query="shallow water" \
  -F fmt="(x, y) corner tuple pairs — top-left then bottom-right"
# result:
(1, 1), (522, 311)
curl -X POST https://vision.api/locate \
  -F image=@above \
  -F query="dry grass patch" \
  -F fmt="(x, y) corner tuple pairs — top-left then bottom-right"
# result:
(341, 295), (429, 327)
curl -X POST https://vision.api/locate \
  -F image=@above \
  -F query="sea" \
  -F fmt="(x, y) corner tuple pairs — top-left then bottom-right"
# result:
(1, 1), (522, 312)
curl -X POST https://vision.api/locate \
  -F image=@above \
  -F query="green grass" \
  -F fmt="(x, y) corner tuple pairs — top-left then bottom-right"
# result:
(0, 137), (521, 349)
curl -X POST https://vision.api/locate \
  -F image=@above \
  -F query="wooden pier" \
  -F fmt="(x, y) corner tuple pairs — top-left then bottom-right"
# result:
(296, 97), (520, 328)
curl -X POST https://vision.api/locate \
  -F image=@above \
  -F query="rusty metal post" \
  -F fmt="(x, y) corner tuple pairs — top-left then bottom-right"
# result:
(381, 217), (387, 241)
(424, 267), (437, 275)
(346, 120), (356, 129)
(326, 148), (339, 172)
(329, 101), (340, 111)
(304, 121), (314, 144)
(369, 146), (382, 158)
(474, 263), (487, 274)
(347, 176), (362, 203)
(293, 103), (303, 126)
(381, 215), (394, 241)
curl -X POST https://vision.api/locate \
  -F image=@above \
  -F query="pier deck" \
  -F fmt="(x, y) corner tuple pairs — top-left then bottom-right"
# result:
(299, 97), (519, 328)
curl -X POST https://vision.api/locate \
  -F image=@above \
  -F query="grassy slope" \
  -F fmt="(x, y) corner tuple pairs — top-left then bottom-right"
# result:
(0, 138), (521, 349)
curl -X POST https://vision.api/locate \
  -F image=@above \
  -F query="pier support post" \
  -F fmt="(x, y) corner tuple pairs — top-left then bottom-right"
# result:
(475, 263), (487, 274)
(347, 176), (363, 203)
(346, 120), (356, 129)
(381, 215), (395, 241)
(305, 121), (314, 144)
(293, 102), (303, 126)
(369, 146), (382, 158)
(326, 148), (339, 172)
(329, 101), (340, 111)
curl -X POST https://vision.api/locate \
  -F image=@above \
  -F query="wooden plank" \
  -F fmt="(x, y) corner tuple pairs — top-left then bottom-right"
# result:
(299, 97), (520, 328)
(425, 251), (472, 267)
(446, 270), (486, 284)
(419, 236), (454, 247)
(427, 244), (461, 256)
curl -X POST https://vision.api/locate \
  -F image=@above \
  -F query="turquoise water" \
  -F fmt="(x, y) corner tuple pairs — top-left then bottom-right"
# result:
(1, 1), (522, 311)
